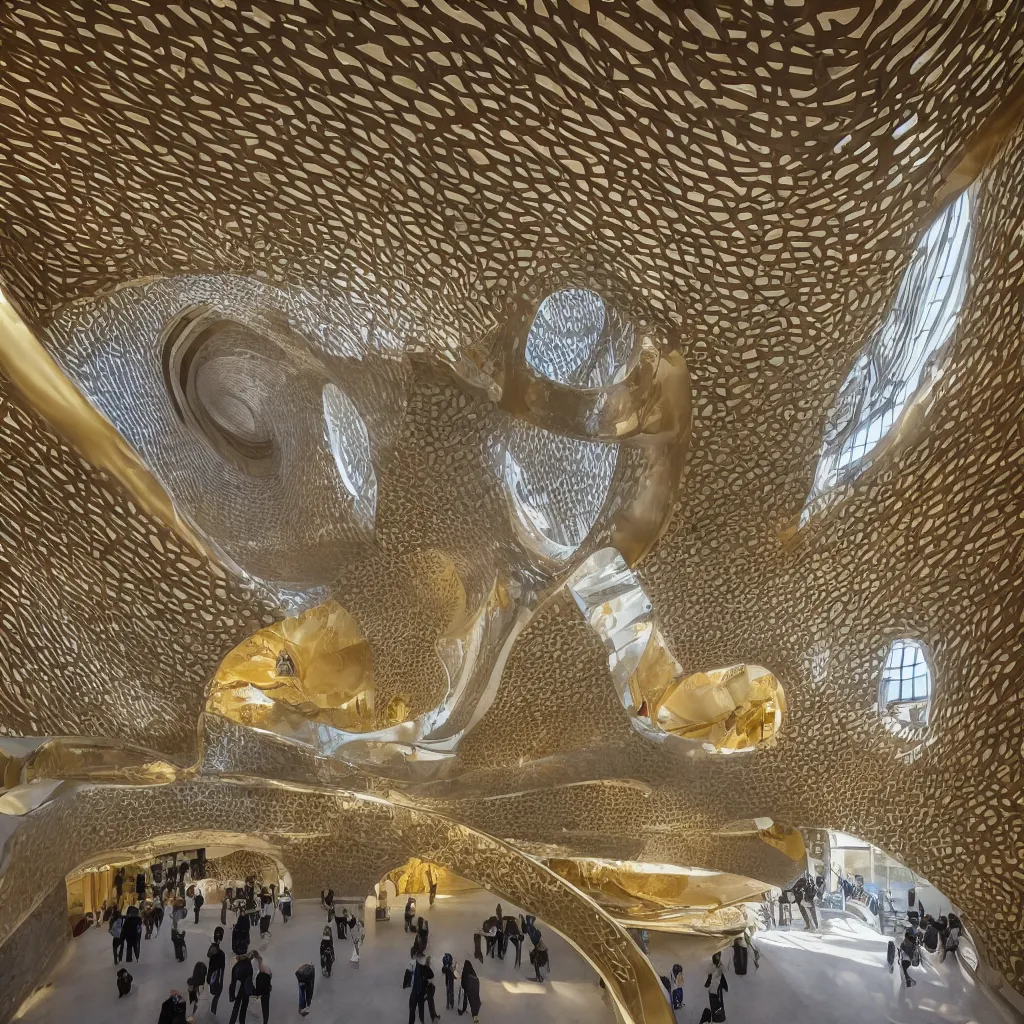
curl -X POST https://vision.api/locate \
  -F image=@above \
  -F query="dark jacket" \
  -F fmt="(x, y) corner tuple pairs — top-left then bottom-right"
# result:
(207, 943), (226, 992)
(459, 961), (481, 1015)
(157, 994), (187, 1024)
(229, 957), (254, 1001)
(194, 892), (205, 910)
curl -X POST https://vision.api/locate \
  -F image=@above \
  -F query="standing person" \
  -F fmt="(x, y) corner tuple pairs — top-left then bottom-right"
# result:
(408, 953), (430, 1024)
(483, 919), (498, 958)
(193, 888), (205, 924)
(114, 868), (125, 902)
(441, 953), (456, 1010)
(671, 963), (684, 1009)
(123, 905), (142, 963)
(232, 910), (251, 956)
(900, 928), (919, 986)
(295, 963), (316, 1017)
(110, 908), (124, 965)
(259, 889), (273, 939)
(405, 896), (417, 933)
(116, 967), (133, 998)
(158, 989), (187, 1024)
(252, 951), (273, 1024)
(529, 939), (549, 982)
(208, 929), (227, 1015)
(416, 916), (429, 954)
(458, 960), (481, 1023)
(187, 962), (207, 1017)
(221, 890), (230, 927)
(278, 888), (292, 924)
(732, 936), (748, 975)
(143, 902), (156, 940)
(135, 870), (147, 905)
(506, 916), (523, 969)
(228, 952), (255, 1024)
(428, 871), (437, 907)
(942, 914), (961, 963)
(704, 953), (728, 1020)
(324, 888), (335, 924)
(245, 890), (259, 929)
(171, 926), (188, 963)
(153, 894), (165, 935)
(320, 926), (335, 977)
(335, 903), (348, 940)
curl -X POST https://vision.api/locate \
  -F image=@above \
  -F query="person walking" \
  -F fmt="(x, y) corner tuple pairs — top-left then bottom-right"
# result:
(458, 960), (481, 1022)
(428, 871), (437, 907)
(193, 889), (205, 924)
(324, 888), (335, 925)
(441, 953), (456, 1009)
(404, 896), (417, 933)
(232, 911), (251, 956)
(208, 928), (227, 1015)
(670, 963), (685, 1009)
(259, 889), (273, 939)
(704, 952), (729, 1020)
(335, 903), (348, 940)
(187, 962), (207, 1017)
(278, 888), (292, 924)
(900, 928), (919, 986)
(221, 892), (229, 927)
(320, 926), (335, 977)
(110, 909), (124, 965)
(295, 963), (316, 1016)
(228, 952), (255, 1024)
(252, 951), (273, 1024)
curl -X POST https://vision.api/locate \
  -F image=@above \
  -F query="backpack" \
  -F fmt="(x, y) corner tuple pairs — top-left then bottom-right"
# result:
(111, 919), (123, 938)
(403, 965), (414, 989)
(442, 953), (453, 971)
(255, 970), (271, 996)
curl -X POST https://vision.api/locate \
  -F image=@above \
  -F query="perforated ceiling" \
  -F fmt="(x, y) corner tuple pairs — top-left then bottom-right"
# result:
(0, 1), (1023, 1015)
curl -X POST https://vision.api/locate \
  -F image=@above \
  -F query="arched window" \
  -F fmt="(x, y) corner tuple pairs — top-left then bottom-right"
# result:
(803, 190), (973, 521)
(879, 639), (933, 730)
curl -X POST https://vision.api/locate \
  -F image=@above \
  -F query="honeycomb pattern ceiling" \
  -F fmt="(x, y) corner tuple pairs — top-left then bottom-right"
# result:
(1, 1), (1024, 1015)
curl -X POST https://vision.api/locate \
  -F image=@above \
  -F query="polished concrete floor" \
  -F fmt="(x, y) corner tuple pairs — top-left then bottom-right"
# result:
(14, 891), (614, 1024)
(13, 893), (1015, 1024)
(648, 915), (1013, 1024)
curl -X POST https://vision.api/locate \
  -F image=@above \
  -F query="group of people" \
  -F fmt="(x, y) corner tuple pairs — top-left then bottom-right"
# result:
(470, 902), (548, 982)
(400, 897), (482, 1023)
(890, 909), (962, 987)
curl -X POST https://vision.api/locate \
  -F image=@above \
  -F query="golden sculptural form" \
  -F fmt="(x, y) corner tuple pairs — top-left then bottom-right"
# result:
(208, 601), (375, 733)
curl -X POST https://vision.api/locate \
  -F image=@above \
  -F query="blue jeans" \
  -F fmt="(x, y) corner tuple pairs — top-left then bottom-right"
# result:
(298, 983), (313, 1010)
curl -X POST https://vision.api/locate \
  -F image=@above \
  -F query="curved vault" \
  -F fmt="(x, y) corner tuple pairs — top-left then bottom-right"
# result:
(0, 780), (674, 1024)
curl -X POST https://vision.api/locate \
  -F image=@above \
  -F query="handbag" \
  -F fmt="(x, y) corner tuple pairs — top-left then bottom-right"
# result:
(403, 967), (413, 989)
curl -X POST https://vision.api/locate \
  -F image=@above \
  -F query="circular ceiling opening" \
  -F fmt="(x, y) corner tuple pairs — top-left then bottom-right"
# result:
(525, 287), (637, 389)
